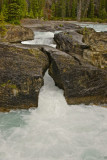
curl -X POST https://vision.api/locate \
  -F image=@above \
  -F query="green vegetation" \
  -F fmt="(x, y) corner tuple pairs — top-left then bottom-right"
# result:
(71, 0), (76, 19)
(89, 0), (94, 19)
(59, 24), (64, 27)
(0, 0), (106, 23)
(0, 12), (7, 37)
(1, 80), (17, 89)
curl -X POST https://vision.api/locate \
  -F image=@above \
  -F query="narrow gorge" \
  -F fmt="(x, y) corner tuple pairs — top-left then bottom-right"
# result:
(0, 22), (107, 111)
(0, 22), (107, 160)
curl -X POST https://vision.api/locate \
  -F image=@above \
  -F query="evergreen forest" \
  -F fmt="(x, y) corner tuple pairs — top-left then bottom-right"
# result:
(0, 0), (107, 24)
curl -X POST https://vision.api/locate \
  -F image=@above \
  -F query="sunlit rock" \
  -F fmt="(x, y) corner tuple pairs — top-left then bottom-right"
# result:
(0, 25), (34, 43)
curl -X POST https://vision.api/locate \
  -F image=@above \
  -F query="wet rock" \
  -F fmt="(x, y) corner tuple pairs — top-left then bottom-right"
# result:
(54, 23), (81, 31)
(54, 31), (89, 56)
(21, 19), (81, 32)
(54, 28), (107, 69)
(0, 43), (49, 111)
(0, 25), (34, 43)
(42, 46), (107, 105)
(78, 28), (107, 69)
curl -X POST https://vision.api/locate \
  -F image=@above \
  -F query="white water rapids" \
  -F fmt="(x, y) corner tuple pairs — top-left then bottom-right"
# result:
(22, 31), (61, 48)
(0, 24), (107, 160)
(75, 23), (107, 32)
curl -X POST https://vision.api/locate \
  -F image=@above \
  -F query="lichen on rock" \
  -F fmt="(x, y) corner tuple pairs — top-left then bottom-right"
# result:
(54, 28), (107, 69)
(41, 45), (107, 105)
(0, 43), (49, 111)
(0, 25), (34, 43)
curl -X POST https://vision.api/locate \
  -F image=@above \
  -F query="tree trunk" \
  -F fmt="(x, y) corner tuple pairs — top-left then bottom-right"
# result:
(83, 0), (90, 18)
(77, 0), (82, 21)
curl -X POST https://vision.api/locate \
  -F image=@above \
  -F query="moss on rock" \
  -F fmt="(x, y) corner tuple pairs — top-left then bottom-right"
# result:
(0, 43), (49, 111)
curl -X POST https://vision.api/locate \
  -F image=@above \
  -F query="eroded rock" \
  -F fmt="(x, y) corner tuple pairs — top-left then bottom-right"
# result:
(0, 26), (106, 110)
(21, 19), (81, 32)
(54, 28), (107, 69)
(0, 25), (34, 43)
(0, 43), (49, 111)
(79, 28), (107, 69)
(54, 31), (89, 55)
(42, 46), (107, 105)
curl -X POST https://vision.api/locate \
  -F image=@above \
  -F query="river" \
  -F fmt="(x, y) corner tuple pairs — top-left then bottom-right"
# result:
(0, 23), (107, 160)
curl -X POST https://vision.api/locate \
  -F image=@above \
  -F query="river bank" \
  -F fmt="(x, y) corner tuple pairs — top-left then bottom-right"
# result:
(21, 19), (107, 31)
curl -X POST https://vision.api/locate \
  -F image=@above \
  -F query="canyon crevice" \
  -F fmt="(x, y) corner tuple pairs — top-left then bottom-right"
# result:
(0, 25), (107, 111)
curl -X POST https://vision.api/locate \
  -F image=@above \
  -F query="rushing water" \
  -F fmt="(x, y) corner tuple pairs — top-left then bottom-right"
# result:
(0, 72), (107, 160)
(22, 31), (61, 48)
(76, 23), (107, 32)
(0, 24), (107, 160)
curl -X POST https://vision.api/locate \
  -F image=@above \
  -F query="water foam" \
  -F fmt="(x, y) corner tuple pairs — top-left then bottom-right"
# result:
(76, 23), (107, 32)
(0, 72), (107, 160)
(0, 25), (107, 160)
(22, 31), (59, 48)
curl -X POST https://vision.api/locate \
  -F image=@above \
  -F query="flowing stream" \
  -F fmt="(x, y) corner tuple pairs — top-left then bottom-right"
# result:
(75, 23), (107, 32)
(0, 24), (107, 160)
(22, 31), (61, 48)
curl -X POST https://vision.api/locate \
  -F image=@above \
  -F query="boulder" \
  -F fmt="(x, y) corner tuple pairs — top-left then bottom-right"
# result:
(21, 19), (81, 32)
(54, 28), (107, 69)
(0, 25), (34, 43)
(0, 43), (49, 112)
(42, 46), (107, 105)
(78, 28), (107, 69)
(54, 31), (89, 55)
(54, 23), (81, 31)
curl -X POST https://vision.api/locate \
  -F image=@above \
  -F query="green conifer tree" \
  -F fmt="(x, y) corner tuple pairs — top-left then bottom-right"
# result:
(38, 0), (45, 18)
(89, 0), (95, 18)
(0, 11), (5, 23)
(106, 0), (107, 12)
(71, 0), (76, 18)
(100, 8), (107, 19)
(99, 0), (107, 19)
(39, 9), (44, 18)
(20, 0), (28, 18)
(32, 0), (39, 18)
(61, 0), (66, 18)
(29, 9), (34, 18)
(0, 0), (3, 12)
(66, 0), (71, 17)
(100, 0), (105, 10)
(0, 11), (7, 37)
(2, 4), (8, 21)
(8, 0), (21, 24)
(55, 0), (62, 17)
(51, 2), (55, 18)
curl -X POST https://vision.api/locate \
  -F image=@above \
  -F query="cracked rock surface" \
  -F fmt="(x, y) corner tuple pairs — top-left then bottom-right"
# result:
(0, 43), (49, 112)
(41, 44), (107, 105)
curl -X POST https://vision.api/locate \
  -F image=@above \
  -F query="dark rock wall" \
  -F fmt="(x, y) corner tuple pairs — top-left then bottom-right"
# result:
(0, 43), (49, 111)
(41, 44), (107, 105)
